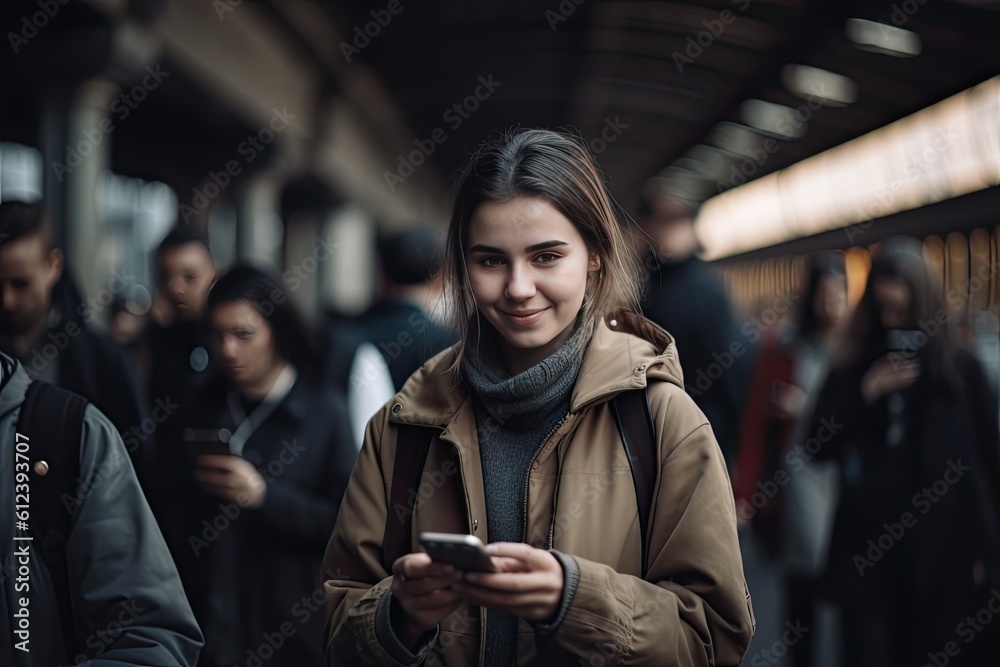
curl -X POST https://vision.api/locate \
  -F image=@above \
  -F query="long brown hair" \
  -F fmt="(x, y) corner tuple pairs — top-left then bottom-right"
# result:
(442, 128), (643, 370)
(835, 237), (959, 392)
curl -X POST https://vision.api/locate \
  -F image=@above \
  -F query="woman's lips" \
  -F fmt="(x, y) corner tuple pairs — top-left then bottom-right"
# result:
(501, 308), (547, 325)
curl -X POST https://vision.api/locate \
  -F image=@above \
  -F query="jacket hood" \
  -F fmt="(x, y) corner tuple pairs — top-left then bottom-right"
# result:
(392, 311), (684, 428)
(0, 352), (29, 422)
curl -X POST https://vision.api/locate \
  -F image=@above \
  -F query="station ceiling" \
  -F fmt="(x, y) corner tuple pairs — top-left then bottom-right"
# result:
(324, 0), (1000, 214)
(1, 0), (998, 243)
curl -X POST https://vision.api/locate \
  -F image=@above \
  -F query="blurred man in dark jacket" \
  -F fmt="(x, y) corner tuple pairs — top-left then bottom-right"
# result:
(637, 192), (747, 465)
(0, 351), (203, 665)
(0, 201), (148, 471)
(355, 226), (457, 390)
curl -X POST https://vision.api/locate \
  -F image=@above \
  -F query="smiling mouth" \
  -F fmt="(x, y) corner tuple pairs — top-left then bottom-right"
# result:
(500, 308), (548, 325)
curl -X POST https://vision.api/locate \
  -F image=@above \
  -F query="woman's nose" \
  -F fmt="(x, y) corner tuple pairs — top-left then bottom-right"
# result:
(504, 263), (536, 301)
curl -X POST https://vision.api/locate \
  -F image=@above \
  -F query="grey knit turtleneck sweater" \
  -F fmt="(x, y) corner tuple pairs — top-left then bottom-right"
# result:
(460, 319), (593, 667)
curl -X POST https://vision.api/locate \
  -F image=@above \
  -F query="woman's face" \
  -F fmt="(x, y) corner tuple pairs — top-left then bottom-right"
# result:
(210, 300), (282, 389)
(465, 197), (600, 374)
(872, 276), (913, 330)
(813, 274), (848, 331)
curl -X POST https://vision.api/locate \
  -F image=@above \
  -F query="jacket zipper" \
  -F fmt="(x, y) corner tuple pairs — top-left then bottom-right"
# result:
(522, 413), (569, 547)
(547, 437), (564, 549)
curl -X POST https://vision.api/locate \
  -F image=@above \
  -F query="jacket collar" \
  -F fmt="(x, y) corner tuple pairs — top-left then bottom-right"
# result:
(0, 353), (30, 421)
(389, 311), (683, 429)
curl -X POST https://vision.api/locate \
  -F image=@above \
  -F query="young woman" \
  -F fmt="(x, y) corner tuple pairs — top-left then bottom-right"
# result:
(323, 129), (754, 665)
(735, 252), (849, 666)
(808, 238), (1000, 667)
(175, 266), (356, 666)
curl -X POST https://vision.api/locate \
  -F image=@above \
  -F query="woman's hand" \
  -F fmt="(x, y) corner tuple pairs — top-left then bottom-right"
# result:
(194, 455), (267, 508)
(451, 542), (564, 622)
(390, 553), (465, 649)
(768, 381), (807, 420)
(860, 354), (921, 404)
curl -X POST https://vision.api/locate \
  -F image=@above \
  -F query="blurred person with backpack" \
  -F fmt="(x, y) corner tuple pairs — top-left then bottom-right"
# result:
(0, 351), (203, 665)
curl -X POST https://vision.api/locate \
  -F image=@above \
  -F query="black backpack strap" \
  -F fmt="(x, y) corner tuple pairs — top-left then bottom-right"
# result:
(382, 423), (434, 573)
(17, 380), (88, 655)
(611, 389), (658, 578)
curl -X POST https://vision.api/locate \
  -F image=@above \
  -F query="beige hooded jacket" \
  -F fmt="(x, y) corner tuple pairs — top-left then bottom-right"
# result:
(323, 312), (754, 665)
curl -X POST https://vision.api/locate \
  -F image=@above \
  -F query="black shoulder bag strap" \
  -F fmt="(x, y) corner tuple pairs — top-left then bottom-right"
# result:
(382, 390), (658, 578)
(611, 388), (658, 578)
(382, 423), (433, 573)
(17, 380), (88, 657)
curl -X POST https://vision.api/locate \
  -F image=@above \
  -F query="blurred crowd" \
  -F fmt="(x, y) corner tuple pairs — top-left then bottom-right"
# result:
(1, 190), (998, 666)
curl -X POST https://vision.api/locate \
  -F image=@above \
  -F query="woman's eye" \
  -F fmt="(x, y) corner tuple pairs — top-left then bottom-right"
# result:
(236, 330), (252, 340)
(480, 256), (504, 268)
(535, 252), (559, 264)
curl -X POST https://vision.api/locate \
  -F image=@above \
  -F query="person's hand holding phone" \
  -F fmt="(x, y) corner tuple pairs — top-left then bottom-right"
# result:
(861, 354), (921, 404)
(194, 454), (267, 508)
(450, 542), (565, 623)
(390, 553), (464, 650)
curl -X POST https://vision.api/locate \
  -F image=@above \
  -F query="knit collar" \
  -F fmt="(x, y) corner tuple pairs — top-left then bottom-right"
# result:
(461, 317), (594, 432)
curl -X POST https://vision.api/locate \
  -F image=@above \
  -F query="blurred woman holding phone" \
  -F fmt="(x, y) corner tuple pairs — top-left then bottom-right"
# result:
(177, 265), (355, 667)
(323, 128), (754, 665)
(808, 238), (1000, 667)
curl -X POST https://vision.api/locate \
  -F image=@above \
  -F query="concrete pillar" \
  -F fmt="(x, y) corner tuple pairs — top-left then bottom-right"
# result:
(41, 78), (119, 305)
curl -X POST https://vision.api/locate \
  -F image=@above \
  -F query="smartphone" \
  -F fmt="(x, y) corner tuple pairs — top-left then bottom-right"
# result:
(182, 428), (234, 457)
(885, 329), (923, 353)
(418, 532), (497, 572)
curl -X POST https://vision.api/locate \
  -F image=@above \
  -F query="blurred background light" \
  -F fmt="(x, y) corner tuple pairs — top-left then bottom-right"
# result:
(740, 99), (807, 140)
(781, 64), (858, 107)
(846, 18), (923, 58)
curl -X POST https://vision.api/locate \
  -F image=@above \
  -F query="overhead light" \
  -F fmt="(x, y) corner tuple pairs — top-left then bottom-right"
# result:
(677, 145), (731, 180)
(845, 18), (922, 57)
(782, 64), (858, 106)
(709, 122), (768, 158)
(696, 76), (1000, 259)
(741, 99), (807, 140)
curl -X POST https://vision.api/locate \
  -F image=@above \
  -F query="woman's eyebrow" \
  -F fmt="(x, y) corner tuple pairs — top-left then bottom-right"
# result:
(468, 240), (568, 254)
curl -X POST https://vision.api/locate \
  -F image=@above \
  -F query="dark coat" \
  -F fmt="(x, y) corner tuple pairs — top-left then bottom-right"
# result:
(641, 256), (748, 463)
(0, 353), (203, 666)
(173, 373), (356, 667)
(354, 299), (458, 390)
(810, 347), (1000, 665)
